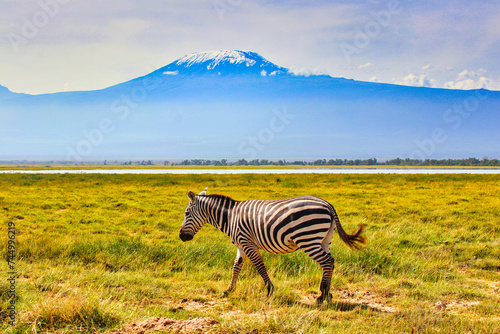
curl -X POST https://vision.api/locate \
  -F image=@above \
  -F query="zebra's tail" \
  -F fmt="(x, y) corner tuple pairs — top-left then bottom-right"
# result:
(331, 208), (366, 250)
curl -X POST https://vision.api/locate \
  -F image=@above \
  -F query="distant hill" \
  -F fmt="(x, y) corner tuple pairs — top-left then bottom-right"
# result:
(1, 50), (499, 161)
(0, 84), (24, 101)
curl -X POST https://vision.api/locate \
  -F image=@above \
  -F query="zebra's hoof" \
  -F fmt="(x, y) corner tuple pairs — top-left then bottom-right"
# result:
(266, 284), (275, 297)
(316, 293), (332, 305)
(221, 291), (230, 298)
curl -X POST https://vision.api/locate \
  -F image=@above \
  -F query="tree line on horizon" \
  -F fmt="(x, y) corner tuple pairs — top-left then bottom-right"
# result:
(3, 157), (499, 167)
(172, 157), (500, 167)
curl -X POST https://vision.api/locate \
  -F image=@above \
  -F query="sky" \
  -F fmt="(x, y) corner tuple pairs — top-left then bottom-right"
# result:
(1, 0), (499, 94)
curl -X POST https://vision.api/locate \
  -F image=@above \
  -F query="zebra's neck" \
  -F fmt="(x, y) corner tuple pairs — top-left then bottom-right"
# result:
(199, 194), (237, 235)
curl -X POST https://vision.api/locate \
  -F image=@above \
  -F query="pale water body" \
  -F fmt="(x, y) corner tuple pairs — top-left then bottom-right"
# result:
(1, 168), (500, 174)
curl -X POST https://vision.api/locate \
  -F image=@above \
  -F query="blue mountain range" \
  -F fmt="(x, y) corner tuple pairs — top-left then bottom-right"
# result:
(1, 50), (499, 161)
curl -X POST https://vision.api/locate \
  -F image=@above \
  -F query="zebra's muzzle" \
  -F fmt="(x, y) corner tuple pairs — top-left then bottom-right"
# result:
(179, 229), (193, 242)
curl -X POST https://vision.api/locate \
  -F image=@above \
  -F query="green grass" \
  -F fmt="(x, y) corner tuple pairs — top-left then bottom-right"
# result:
(1, 174), (499, 333)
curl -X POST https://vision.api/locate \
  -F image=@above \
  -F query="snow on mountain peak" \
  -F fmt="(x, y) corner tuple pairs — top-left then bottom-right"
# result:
(176, 50), (259, 69)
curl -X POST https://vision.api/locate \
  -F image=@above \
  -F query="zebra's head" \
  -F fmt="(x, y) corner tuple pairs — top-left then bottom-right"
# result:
(179, 188), (207, 242)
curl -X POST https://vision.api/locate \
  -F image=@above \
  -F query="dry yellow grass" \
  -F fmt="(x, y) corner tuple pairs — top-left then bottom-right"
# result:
(0, 173), (499, 333)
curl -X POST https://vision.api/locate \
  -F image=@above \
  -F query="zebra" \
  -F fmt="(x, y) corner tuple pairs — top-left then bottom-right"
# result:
(179, 188), (366, 303)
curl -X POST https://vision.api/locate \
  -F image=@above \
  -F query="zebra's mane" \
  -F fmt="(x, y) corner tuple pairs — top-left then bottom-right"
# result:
(202, 193), (239, 202)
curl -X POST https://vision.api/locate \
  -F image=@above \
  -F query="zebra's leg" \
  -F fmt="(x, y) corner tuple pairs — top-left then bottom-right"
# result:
(222, 247), (246, 297)
(298, 244), (335, 304)
(318, 254), (335, 304)
(243, 244), (274, 296)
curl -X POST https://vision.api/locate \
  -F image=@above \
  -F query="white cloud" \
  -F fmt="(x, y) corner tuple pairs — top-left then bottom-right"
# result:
(393, 73), (436, 88)
(357, 62), (373, 70)
(421, 64), (431, 70)
(287, 67), (327, 77)
(444, 69), (497, 90)
(368, 76), (379, 82)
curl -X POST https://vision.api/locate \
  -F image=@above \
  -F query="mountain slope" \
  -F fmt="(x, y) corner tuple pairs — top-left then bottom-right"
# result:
(0, 84), (25, 101)
(1, 50), (499, 161)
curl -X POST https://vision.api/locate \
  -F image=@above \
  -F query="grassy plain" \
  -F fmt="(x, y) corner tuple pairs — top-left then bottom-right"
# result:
(1, 173), (499, 333)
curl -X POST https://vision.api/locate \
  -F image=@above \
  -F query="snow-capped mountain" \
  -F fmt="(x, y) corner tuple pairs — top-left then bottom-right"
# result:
(1, 50), (499, 160)
(151, 50), (288, 77)
(178, 50), (260, 68)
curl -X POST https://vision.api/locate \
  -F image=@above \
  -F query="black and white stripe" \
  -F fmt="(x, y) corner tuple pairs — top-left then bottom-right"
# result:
(179, 188), (365, 303)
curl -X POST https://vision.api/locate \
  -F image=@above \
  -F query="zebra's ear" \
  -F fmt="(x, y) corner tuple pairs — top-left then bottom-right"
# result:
(188, 191), (196, 203)
(199, 187), (207, 196)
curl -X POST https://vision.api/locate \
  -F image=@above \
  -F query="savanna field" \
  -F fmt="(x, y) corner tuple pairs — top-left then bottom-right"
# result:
(1, 173), (499, 333)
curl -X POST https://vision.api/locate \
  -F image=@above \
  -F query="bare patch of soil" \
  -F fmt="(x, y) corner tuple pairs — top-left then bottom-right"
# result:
(113, 317), (218, 334)
(300, 289), (398, 313)
(165, 299), (224, 313)
(434, 300), (481, 311)
(337, 289), (398, 313)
